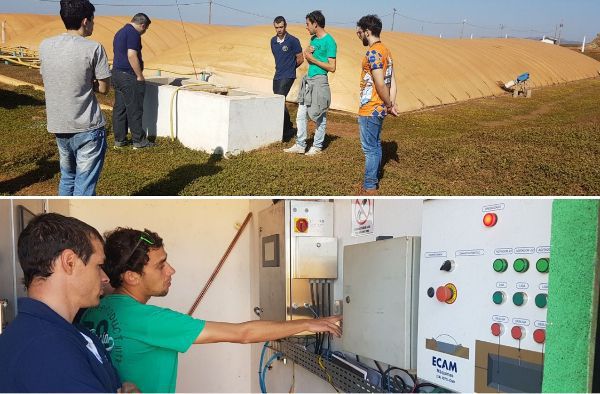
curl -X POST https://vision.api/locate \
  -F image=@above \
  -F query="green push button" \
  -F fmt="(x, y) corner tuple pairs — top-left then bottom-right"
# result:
(514, 258), (529, 273)
(535, 293), (548, 308)
(536, 258), (550, 273)
(492, 291), (505, 305)
(493, 259), (508, 273)
(513, 292), (526, 306)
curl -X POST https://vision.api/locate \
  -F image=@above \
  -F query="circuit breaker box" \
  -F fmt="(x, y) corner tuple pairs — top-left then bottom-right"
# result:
(343, 237), (421, 369)
(258, 200), (337, 322)
(417, 200), (551, 392)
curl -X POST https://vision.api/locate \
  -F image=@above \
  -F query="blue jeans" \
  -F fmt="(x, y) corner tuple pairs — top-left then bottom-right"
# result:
(55, 127), (107, 196)
(296, 104), (327, 149)
(358, 116), (384, 190)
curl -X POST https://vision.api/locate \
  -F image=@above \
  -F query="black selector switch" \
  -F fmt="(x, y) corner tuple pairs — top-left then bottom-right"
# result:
(440, 260), (454, 272)
(427, 287), (435, 298)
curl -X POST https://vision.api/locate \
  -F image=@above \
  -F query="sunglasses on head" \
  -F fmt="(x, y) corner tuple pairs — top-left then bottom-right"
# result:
(124, 231), (155, 263)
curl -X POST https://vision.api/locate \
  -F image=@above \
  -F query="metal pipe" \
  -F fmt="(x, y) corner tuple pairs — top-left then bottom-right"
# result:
(0, 299), (8, 335)
(187, 212), (253, 315)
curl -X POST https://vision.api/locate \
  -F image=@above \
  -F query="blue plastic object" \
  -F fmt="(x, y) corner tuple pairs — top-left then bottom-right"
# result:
(516, 72), (530, 82)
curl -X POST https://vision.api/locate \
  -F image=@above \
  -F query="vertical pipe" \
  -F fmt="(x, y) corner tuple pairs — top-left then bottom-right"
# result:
(582, 36), (586, 53)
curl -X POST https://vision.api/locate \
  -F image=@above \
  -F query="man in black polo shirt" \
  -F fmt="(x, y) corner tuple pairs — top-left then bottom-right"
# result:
(0, 213), (129, 392)
(271, 16), (303, 141)
(112, 13), (153, 149)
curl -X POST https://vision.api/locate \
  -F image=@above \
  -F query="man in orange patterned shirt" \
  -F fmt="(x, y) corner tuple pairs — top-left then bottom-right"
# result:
(356, 15), (398, 195)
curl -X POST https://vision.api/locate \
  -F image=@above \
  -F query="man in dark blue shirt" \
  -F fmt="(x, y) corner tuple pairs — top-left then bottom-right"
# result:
(0, 213), (126, 392)
(112, 13), (154, 149)
(271, 16), (303, 141)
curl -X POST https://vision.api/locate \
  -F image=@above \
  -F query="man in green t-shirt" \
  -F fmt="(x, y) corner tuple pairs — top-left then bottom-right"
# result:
(284, 10), (337, 156)
(81, 227), (342, 393)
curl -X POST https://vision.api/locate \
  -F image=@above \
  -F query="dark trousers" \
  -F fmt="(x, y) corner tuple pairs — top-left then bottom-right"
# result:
(112, 70), (146, 144)
(273, 78), (295, 133)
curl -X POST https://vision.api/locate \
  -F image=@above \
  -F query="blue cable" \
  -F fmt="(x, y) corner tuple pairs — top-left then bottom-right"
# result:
(261, 352), (284, 392)
(259, 342), (269, 393)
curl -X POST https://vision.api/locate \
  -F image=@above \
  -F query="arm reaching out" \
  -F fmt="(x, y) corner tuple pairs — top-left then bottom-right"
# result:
(194, 315), (342, 345)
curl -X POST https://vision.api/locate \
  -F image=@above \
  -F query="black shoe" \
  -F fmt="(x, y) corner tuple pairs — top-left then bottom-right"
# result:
(133, 140), (156, 150)
(114, 140), (131, 148)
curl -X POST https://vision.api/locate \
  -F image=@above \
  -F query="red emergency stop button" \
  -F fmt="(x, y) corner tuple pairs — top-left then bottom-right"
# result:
(436, 286), (453, 302)
(491, 323), (503, 337)
(295, 218), (308, 233)
(533, 329), (546, 344)
(511, 326), (524, 340)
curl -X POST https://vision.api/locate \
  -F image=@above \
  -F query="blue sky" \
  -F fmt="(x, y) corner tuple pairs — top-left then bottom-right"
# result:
(1, 0), (597, 41)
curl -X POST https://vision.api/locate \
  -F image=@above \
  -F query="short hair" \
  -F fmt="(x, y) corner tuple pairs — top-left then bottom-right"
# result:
(131, 12), (151, 26)
(273, 16), (286, 26)
(357, 15), (383, 37)
(306, 10), (325, 28)
(17, 213), (103, 289)
(103, 227), (164, 288)
(59, 0), (95, 31)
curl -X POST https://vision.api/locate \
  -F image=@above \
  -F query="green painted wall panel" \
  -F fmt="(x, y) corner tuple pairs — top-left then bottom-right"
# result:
(543, 200), (600, 392)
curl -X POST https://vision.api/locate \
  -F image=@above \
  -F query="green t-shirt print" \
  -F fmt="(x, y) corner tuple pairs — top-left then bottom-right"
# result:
(308, 33), (337, 77)
(81, 295), (205, 393)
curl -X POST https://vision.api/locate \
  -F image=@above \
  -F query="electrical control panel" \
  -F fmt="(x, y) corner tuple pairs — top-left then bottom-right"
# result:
(343, 237), (421, 369)
(417, 200), (551, 393)
(258, 200), (337, 322)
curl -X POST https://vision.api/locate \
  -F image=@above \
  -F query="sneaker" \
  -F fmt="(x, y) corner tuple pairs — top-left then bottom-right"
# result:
(283, 144), (305, 154)
(305, 147), (322, 156)
(113, 140), (131, 148)
(133, 140), (156, 150)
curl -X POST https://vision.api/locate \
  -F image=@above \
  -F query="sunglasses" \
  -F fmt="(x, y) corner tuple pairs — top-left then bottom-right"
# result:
(123, 231), (155, 263)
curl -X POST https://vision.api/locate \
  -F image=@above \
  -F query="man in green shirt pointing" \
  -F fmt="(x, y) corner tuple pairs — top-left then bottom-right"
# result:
(81, 227), (342, 392)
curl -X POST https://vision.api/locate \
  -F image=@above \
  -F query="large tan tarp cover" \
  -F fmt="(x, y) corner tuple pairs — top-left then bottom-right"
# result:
(3, 14), (600, 113)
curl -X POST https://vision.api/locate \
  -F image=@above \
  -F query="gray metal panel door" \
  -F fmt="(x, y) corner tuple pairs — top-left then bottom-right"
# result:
(342, 237), (418, 369)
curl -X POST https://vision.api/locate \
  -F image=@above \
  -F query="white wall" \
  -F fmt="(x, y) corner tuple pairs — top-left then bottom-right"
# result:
(69, 199), (254, 393)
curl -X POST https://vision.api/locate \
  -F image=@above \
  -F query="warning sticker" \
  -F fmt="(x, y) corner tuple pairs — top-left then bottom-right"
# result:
(351, 199), (374, 237)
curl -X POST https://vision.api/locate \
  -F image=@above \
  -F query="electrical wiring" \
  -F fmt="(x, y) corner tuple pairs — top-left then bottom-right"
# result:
(382, 366), (416, 393)
(317, 355), (340, 393)
(261, 352), (283, 393)
(28, 0), (560, 37)
(288, 360), (295, 394)
(412, 382), (439, 393)
(259, 341), (269, 393)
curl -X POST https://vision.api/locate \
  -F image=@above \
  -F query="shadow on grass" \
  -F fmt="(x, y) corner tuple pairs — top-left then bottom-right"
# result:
(0, 88), (45, 109)
(380, 140), (399, 179)
(133, 154), (223, 195)
(304, 134), (340, 149)
(0, 156), (59, 194)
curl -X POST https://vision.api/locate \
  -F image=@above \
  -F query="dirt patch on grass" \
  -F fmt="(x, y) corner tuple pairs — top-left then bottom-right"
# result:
(480, 103), (554, 127)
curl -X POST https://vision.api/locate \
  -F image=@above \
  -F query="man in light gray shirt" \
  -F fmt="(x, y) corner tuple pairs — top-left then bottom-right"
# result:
(39, 0), (110, 196)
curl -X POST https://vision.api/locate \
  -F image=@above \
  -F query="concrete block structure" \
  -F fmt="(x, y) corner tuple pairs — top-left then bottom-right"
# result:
(142, 77), (284, 155)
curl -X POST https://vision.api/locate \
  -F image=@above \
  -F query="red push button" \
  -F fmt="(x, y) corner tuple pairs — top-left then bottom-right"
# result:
(491, 323), (503, 337)
(533, 329), (546, 344)
(295, 218), (308, 233)
(483, 213), (498, 227)
(436, 286), (453, 302)
(511, 326), (524, 340)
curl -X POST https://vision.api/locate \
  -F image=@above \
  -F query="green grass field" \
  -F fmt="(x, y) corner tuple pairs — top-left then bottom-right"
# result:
(1, 75), (599, 196)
